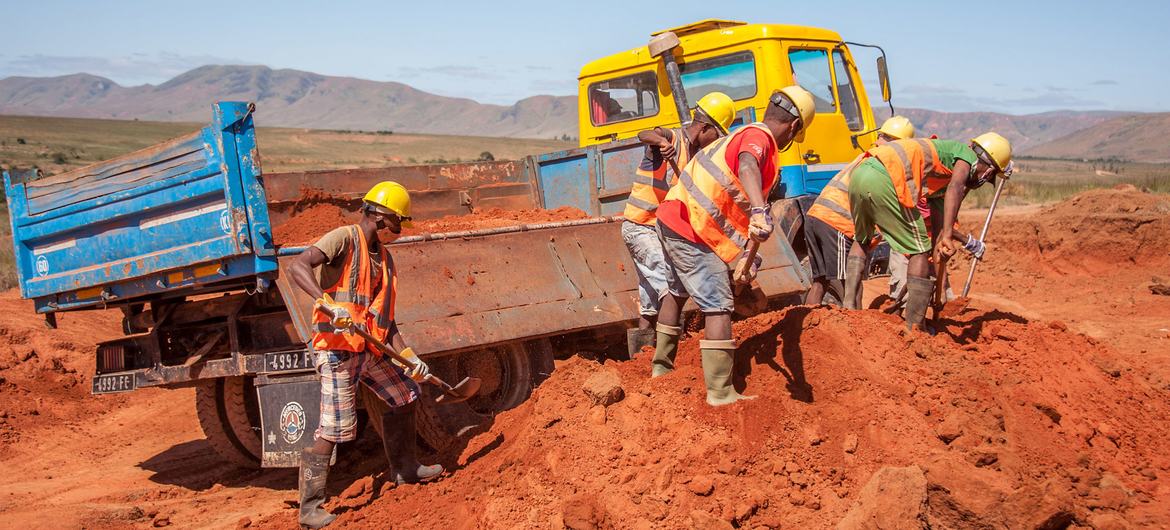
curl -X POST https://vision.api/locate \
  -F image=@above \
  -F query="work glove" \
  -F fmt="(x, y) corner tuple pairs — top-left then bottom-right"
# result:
(748, 206), (774, 242)
(395, 346), (431, 382)
(963, 234), (986, 260)
(316, 298), (354, 333)
(733, 252), (764, 285)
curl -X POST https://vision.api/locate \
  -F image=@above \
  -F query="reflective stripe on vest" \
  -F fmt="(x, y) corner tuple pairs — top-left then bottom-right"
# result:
(311, 226), (397, 353)
(868, 139), (951, 208)
(807, 155), (863, 237)
(623, 128), (691, 225)
(663, 123), (777, 263)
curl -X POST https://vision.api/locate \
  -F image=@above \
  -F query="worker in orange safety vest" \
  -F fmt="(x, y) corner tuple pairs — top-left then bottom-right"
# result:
(650, 86), (816, 406)
(286, 181), (439, 529)
(622, 91), (736, 358)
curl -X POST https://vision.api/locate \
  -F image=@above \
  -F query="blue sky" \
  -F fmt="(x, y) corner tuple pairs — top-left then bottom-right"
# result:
(1, 0), (1167, 114)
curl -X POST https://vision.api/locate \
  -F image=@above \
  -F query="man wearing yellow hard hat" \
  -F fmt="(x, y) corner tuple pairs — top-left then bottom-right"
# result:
(650, 86), (816, 406)
(845, 132), (1013, 329)
(622, 91), (736, 358)
(286, 181), (440, 528)
(803, 116), (915, 307)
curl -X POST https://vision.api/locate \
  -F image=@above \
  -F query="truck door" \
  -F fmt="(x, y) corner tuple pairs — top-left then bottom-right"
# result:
(783, 44), (871, 196)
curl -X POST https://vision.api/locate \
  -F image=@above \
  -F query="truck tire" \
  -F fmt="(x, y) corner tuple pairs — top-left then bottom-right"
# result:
(194, 376), (263, 469)
(414, 339), (554, 453)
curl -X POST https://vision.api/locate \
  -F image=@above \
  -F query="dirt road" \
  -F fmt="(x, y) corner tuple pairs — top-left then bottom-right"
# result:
(1, 188), (1167, 529)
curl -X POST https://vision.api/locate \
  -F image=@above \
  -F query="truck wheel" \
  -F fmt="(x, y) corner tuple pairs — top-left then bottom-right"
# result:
(194, 376), (263, 469)
(414, 339), (554, 453)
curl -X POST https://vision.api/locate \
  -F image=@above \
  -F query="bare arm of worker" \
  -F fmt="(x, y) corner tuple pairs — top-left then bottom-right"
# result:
(637, 127), (675, 160)
(936, 160), (972, 257)
(737, 152), (767, 208)
(386, 321), (407, 355)
(289, 247), (328, 300)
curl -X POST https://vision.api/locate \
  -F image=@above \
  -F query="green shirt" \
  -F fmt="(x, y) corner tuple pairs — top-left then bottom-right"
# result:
(931, 139), (978, 172)
(924, 140), (978, 198)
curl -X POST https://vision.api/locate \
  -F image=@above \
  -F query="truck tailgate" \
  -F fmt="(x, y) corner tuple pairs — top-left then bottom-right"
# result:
(3, 102), (277, 313)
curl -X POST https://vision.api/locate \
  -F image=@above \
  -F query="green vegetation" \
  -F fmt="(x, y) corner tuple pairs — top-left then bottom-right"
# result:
(0, 203), (15, 290)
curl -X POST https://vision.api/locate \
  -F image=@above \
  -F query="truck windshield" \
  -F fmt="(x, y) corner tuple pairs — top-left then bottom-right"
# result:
(588, 71), (660, 126)
(680, 51), (757, 103)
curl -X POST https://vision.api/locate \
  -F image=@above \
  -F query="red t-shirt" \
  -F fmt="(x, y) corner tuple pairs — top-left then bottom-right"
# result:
(657, 127), (777, 243)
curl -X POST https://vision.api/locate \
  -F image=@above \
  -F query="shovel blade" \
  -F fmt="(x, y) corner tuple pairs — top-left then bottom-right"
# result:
(434, 376), (482, 405)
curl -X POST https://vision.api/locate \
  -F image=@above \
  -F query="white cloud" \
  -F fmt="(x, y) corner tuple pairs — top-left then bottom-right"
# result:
(0, 52), (243, 85)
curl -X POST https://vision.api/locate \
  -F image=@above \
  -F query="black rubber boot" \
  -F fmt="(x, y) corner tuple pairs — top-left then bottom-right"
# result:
(843, 255), (866, 310)
(650, 323), (682, 377)
(904, 276), (934, 331)
(298, 450), (336, 529)
(626, 327), (656, 360)
(382, 400), (444, 485)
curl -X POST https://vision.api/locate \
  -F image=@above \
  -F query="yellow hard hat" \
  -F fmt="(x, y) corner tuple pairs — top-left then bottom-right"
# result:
(878, 116), (915, 140)
(694, 91), (736, 135)
(773, 86), (816, 142)
(364, 181), (413, 227)
(971, 132), (1013, 171)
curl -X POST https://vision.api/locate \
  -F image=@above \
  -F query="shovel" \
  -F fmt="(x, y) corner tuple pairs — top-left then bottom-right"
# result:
(318, 300), (481, 404)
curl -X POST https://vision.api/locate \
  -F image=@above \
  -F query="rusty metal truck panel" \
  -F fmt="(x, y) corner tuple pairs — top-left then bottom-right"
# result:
(276, 216), (809, 357)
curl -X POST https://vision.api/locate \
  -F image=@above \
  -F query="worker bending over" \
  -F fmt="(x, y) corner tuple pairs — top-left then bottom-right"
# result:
(804, 116), (915, 307)
(623, 92), (736, 357)
(845, 133), (1012, 328)
(651, 86), (816, 406)
(287, 182), (440, 529)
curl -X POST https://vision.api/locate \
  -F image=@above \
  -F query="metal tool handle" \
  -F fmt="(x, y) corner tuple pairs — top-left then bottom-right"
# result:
(961, 177), (1007, 297)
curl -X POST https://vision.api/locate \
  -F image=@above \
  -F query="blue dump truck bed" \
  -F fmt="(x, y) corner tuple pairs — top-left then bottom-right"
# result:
(3, 102), (277, 314)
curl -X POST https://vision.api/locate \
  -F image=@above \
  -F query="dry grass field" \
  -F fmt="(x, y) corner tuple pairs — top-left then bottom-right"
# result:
(0, 114), (574, 175)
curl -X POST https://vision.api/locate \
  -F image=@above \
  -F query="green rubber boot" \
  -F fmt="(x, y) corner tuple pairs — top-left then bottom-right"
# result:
(650, 323), (682, 377)
(700, 339), (757, 407)
(904, 276), (934, 331)
(843, 255), (866, 310)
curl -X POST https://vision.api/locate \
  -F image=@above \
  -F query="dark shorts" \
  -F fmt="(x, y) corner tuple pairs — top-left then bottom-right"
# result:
(804, 215), (853, 281)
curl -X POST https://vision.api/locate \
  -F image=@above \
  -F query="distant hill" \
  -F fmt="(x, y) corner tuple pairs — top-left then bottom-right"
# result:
(882, 108), (1133, 153)
(1, 65), (1158, 160)
(0, 66), (578, 139)
(1025, 113), (1170, 163)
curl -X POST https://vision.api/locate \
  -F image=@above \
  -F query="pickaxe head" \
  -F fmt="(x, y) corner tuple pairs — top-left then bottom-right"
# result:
(648, 31), (681, 58)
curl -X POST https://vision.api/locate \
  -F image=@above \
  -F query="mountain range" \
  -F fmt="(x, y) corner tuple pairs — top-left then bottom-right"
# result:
(0, 65), (1163, 160)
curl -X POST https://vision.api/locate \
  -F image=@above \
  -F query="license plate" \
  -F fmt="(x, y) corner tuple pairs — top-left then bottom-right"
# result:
(264, 351), (313, 373)
(92, 373), (136, 394)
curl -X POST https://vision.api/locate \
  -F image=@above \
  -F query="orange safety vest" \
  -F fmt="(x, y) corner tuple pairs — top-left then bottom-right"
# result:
(866, 139), (953, 209)
(663, 123), (778, 263)
(806, 154), (865, 238)
(624, 128), (692, 225)
(311, 226), (397, 353)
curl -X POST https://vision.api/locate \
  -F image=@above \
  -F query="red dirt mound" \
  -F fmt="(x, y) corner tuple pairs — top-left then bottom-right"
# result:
(260, 305), (1169, 529)
(0, 290), (122, 447)
(985, 189), (1170, 274)
(272, 204), (590, 245)
(410, 206), (590, 234)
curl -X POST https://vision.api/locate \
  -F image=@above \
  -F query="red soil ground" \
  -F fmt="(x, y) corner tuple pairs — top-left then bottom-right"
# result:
(1, 189), (1167, 529)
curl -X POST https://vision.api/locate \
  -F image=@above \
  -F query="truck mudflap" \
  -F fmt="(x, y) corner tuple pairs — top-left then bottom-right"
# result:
(275, 212), (809, 356)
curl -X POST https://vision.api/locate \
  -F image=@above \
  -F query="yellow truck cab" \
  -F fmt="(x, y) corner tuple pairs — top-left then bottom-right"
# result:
(525, 19), (893, 253)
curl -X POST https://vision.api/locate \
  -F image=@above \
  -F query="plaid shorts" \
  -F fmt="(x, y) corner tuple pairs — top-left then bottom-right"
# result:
(314, 349), (419, 443)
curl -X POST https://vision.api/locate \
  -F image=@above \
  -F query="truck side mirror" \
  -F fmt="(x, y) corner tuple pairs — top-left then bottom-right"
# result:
(877, 56), (891, 102)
